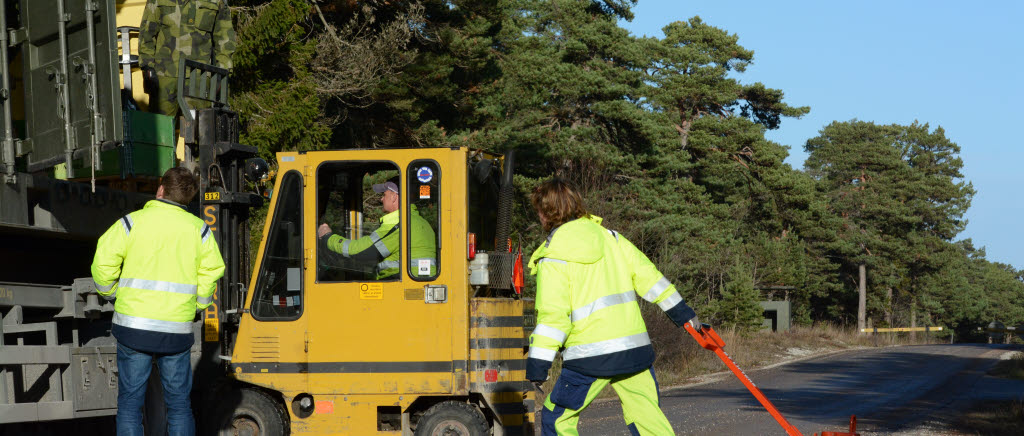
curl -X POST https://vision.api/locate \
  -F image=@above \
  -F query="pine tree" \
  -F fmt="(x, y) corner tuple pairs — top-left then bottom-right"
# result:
(222, 1), (1024, 332)
(805, 121), (976, 325)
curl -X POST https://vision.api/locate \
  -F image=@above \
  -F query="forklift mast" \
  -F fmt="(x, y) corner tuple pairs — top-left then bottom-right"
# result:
(173, 59), (265, 369)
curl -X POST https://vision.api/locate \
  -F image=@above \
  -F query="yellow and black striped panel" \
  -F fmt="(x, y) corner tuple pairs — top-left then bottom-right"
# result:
(469, 298), (534, 434)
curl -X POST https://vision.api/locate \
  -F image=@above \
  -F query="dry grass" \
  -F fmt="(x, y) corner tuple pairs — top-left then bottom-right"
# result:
(647, 313), (945, 390)
(651, 323), (932, 388)
(948, 352), (1024, 435)
(989, 352), (1024, 380)
(953, 400), (1024, 436)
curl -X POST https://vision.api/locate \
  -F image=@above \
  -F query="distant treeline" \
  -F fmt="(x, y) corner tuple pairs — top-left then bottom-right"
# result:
(231, 0), (1024, 335)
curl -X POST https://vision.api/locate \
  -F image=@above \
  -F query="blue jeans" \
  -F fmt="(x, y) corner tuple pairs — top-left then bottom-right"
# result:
(116, 342), (194, 436)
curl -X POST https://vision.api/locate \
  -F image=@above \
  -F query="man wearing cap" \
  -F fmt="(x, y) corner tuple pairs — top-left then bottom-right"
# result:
(317, 178), (436, 280)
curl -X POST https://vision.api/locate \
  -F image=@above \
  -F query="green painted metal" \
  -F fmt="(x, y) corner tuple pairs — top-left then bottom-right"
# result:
(58, 110), (174, 178)
(127, 110), (175, 147)
(760, 300), (792, 332)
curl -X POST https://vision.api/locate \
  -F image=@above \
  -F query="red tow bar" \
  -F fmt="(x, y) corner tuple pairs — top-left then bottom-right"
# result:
(683, 324), (859, 436)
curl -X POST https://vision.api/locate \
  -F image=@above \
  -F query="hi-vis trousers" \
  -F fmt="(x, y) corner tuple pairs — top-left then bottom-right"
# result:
(541, 366), (675, 435)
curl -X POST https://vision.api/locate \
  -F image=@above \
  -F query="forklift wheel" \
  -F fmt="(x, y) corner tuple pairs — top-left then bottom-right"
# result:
(207, 388), (289, 436)
(415, 401), (489, 436)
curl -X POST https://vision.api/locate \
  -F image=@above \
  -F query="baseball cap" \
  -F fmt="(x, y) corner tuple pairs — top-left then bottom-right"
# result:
(372, 179), (399, 194)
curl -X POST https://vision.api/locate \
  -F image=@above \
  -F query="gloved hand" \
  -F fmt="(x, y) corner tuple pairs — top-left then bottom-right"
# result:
(531, 381), (546, 410)
(687, 315), (701, 331)
(142, 67), (158, 95)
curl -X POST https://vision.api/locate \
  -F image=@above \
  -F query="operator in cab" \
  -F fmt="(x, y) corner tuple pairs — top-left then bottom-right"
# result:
(317, 177), (436, 280)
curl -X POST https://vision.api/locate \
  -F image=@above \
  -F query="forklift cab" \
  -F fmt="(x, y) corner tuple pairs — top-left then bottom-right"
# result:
(231, 148), (530, 434)
(313, 161), (440, 282)
(248, 157), (443, 316)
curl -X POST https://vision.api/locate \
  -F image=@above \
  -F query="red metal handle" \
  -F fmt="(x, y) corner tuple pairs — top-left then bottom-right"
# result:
(684, 323), (725, 350)
(684, 323), (804, 436)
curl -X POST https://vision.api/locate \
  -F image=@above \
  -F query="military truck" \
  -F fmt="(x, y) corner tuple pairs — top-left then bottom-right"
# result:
(0, 1), (533, 434)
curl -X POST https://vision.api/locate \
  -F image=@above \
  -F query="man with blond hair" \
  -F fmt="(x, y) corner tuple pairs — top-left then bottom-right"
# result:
(527, 177), (701, 435)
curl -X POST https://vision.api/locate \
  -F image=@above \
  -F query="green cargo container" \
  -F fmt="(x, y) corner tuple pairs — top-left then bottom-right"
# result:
(59, 110), (175, 179)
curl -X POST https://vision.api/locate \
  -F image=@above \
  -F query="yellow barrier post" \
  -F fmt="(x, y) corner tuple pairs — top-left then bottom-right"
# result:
(859, 327), (944, 333)
(861, 327), (944, 346)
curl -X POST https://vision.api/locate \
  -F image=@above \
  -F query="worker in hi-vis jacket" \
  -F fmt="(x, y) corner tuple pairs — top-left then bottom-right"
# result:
(526, 178), (701, 435)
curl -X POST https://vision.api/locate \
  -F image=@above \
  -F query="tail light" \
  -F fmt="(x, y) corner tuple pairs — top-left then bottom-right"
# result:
(467, 232), (477, 260)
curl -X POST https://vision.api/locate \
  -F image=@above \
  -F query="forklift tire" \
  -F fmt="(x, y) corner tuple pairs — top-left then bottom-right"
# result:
(415, 401), (490, 436)
(206, 387), (289, 436)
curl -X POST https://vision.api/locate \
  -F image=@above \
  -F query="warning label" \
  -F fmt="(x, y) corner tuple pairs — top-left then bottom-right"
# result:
(204, 318), (219, 342)
(360, 283), (384, 299)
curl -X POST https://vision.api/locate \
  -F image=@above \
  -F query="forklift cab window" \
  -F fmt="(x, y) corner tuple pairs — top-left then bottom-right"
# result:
(467, 156), (500, 252)
(317, 162), (402, 282)
(408, 161), (440, 280)
(251, 171), (303, 320)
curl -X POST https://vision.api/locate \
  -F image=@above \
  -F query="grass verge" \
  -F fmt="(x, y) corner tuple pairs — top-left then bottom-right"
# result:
(951, 352), (1024, 435)
(640, 298), (944, 391)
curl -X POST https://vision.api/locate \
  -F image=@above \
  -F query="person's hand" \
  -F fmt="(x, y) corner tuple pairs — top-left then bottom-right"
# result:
(531, 381), (546, 407)
(318, 223), (332, 239)
(687, 315), (701, 331)
(142, 67), (157, 95)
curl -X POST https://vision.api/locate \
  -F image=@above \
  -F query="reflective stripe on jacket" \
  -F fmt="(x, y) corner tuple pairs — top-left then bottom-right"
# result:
(91, 199), (226, 334)
(526, 215), (696, 380)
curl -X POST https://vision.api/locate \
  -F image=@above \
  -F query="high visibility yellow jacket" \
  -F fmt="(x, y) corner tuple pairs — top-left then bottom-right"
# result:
(92, 200), (225, 338)
(325, 205), (436, 279)
(526, 215), (696, 380)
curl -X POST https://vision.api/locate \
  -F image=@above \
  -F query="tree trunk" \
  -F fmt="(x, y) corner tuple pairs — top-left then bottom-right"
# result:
(858, 264), (866, 333)
(911, 304), (917, 342)
(885, 287), (893, 326)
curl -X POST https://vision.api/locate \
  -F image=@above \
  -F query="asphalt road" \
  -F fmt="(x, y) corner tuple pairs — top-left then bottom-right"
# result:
(565, 344), (1024, 435)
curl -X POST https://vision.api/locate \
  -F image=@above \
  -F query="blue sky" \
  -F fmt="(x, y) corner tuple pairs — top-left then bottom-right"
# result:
(621, 0), (1024, 269)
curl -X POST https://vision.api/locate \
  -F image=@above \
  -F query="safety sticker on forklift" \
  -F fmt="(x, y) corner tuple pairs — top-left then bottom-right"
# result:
(315, 401), (334, 414)
(420, 185), (431, 199)
(417, 166), (434, 183)
(203, 294), (220, 342)
(204, 318), (219, 342)
(360, 283), (383, 299)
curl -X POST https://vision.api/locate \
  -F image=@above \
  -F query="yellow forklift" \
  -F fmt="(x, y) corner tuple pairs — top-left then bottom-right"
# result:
(210, 148), (534, 435)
